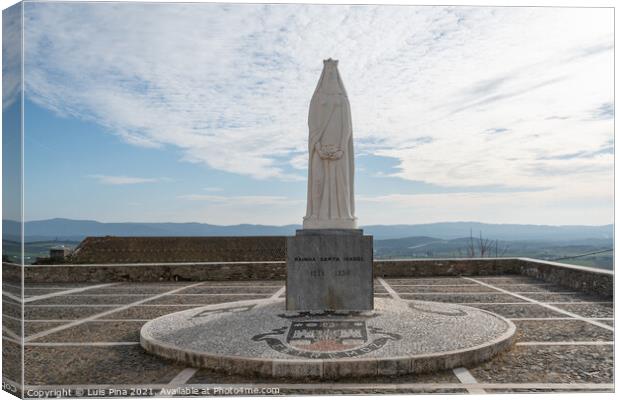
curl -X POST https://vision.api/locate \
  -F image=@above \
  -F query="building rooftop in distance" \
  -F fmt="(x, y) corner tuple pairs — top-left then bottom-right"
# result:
(67, 236), (286, 264)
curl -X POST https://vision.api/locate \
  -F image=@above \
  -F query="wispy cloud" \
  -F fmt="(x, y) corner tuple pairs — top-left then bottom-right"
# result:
(355, 183), (613, 226)
(88, 174), (160, 185)
(568, 42), (613, 61)
(538, 144), (614, 161)
(23, 4), (612, 219)
(178, 194), (302, 206)
(591, 102), (614, 120)
(3, 4), (22, 110)
(449, 76), (567, 115)
(484, 127), (509, 135)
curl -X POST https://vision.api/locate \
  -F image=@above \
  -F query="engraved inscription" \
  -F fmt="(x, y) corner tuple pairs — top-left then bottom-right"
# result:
(294, 255), (364, 263)
(286, 233), (373, 311)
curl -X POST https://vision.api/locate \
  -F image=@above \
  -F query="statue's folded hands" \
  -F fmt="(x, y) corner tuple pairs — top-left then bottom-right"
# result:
(318, 144), (344, 160)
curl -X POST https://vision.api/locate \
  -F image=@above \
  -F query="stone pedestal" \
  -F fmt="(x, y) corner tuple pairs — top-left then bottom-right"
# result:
(286, 229), (373, 311)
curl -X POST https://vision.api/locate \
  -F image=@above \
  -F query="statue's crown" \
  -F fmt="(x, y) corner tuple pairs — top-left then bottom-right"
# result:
(323, 58), (338, 66)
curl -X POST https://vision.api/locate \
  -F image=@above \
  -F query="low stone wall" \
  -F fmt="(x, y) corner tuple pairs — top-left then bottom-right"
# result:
(374, 258), (613, 299)
(516, 258), (613, 299)
(15, 261), (287, 283)
(6, 258), (612, 298)
(2, 262), (22, 285)
(373, 258), (521, 277)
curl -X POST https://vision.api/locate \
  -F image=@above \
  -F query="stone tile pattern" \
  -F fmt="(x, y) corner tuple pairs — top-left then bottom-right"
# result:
(12, 275), (614, 394)
(2, 264), (24, 387)
(141, 298), (515, 378)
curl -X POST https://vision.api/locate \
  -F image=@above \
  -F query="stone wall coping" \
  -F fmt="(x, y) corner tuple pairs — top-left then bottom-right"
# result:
(518, 257), (613, 275)
(21, 261), (287, 267)
(3, 262), (21, 267)
(374, 257), (516, 262)
(12, 257), (613, 275)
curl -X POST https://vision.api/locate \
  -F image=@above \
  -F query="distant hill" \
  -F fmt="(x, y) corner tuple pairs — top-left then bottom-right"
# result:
(364, 222), (613, 241)
(2, 218), (300, 242)
(2, 218), (613, 242)
(373, 235), (613, 270)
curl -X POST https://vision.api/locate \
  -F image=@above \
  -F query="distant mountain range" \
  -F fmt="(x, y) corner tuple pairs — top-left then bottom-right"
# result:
(372, 235), (613, 270)
(2, 218), (613, 242)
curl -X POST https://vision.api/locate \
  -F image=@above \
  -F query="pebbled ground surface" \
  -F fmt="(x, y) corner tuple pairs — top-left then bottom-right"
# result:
(2, 274), (613, 396)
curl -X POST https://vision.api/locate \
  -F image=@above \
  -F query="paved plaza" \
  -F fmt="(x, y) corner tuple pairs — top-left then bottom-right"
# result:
(2, 274), (614, 395)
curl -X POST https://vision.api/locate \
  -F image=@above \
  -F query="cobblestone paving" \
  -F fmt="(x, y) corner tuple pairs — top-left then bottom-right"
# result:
(474, 276), (545, 284)
(28, 295), (153, 306)
(399, 293), (522, 303)
(491, 284), (575, 293)
(521, 292), (611, 303)
(393, 285), (501, 293)
(514, 320), (613, 342)
(176, 286), (281, 295)
(187, 365), (460, 384)
(472, 303), (568, 318)
(25, 321), (67, 336)
(5, 276), (613, 396)
(104, 305), (202, 320)
(143, 294), (267, 305)
(25, 306), (118, 320)
(468, 345), (613, 383)
(554, 303), (614, 318)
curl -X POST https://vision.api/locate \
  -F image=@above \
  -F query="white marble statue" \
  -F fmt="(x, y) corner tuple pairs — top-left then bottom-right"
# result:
(303, 58), (357, 230)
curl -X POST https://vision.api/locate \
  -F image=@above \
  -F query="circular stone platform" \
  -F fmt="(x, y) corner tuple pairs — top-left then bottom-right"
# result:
(140, 298), (515, 378)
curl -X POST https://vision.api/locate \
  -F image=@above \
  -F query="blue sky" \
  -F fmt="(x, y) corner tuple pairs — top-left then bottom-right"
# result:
(6, 2), (614, 225)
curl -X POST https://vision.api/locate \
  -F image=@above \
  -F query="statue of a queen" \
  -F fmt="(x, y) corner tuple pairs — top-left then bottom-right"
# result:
(303, 59), (357, 229)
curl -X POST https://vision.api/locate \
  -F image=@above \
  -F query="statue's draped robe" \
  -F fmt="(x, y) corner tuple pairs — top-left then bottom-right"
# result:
(304, 61), (356, 228)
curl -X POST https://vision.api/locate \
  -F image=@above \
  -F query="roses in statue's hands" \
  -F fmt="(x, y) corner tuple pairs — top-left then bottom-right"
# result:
(316, 143), (344, 160)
